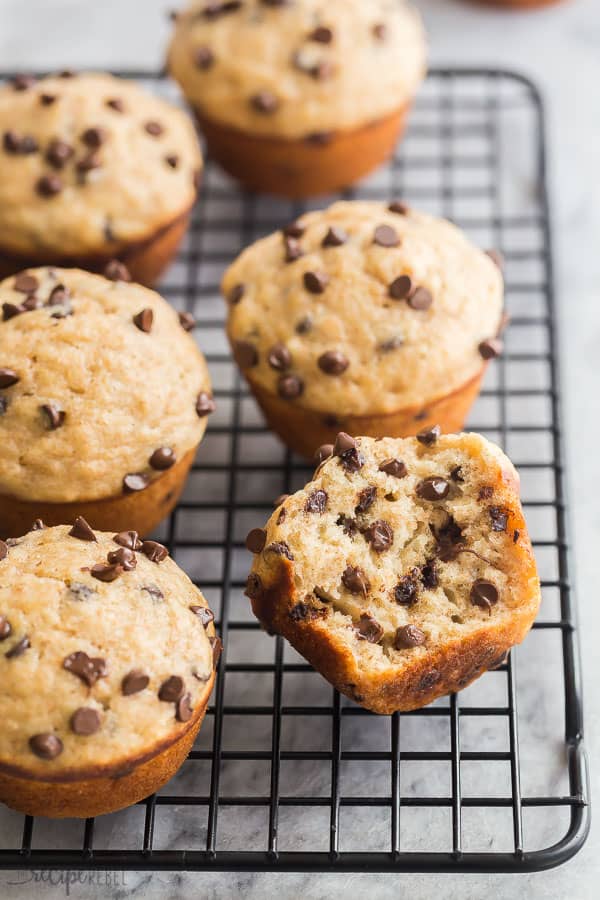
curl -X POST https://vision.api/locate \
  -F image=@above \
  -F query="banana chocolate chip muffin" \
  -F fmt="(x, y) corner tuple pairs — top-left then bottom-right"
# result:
(0, 266), (215, 538)
(223, 201), (505, 458)
(0, 523), (220, 818)
(0, 72), (202, 285)
(245, 431), (540, 713)
(167, 0), (426, 197)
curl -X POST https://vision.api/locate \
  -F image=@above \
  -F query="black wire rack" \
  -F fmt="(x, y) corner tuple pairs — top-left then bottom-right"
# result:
(0, 68), (590, 874)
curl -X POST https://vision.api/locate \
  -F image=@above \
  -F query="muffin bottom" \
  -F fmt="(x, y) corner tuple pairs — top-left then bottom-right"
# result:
(0, 677), (213, 818)
(246, 368), (487, 459)
(196, 107), (410, 198)
(0, 204), (195, 288)
(0, 448), (197, 540)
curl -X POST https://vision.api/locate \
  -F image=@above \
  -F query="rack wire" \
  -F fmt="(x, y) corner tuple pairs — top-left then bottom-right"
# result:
(0, 68), (590, 873)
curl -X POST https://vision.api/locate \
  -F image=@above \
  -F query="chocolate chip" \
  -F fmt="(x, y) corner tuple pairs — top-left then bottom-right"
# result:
(81, 127), (107, 148)
(417, 424), (441, 446)
(394, 624), (426, 649)
(141, 540), (168, 563)
(29, 733), (63, 760)
(91, 562), (123, 582)
(121, 669), (150, 695)
(228, 283), (245, 306)
(12, 74), (36, 91)
(470, 579), (499, 612)
(144, 120), (164, 137)
(333, 433), (364, 473)
(265, 541), (294, 560)
(165, 154), (179, 169)
(486, 249), (504, 270)
(107, 547), (137, 571)
(178, 311), (195, 331)
(210, 635), (223, 667)
(295, 316), (312, 334)
(13, 273), (39, 294)
(373, 224), (400, 247)
(190, 606), (215, 627)
(104, 259), (131, 282)
(333, 432), (355, 455)
(478, 338), (503, 360)
(478, 485), (494, 500)
(315, 443), (334, 465)
(70, 707), (101, 735)
(389, 201), (409, 215)
(194, 45), (215, 69)
(394, 570), (420, 605)
(251, 91), (279, 114)
(303, 271), (329, 294)
(123, 473), (149, 493)
(278, 373), (304, 400)
(364, 519), (393, 553)
(133, 308), (153, 333)
(421, 560), (438, 590)
(3, 303), (23, 320)
(268, 342), (291, 371)
(63, 651), (107, 686)
(431, 516), (464, 561)
(322, 226), (347, 247)
(68, 582), (96, 601)
(318, 350), (349, 375)
(36, 174), (62, 197)
(245, 573), (263, 600)
(48, 283), (70, 306)
(106, 97), (125, 113)
(45, 139), (74, 169)
(389, 275), (413, 300)
(76, 150), (102, 174)
(408, 287), (433, 310)
(0, 615), (12, 640)
(150, 447), (176, 470)
(196, 391), (216, 417)
(245, 528), (267, 553)
(5, 635), (29, 658)
(0, 397), (7, 415)
(58, 70), (75, 78)
(289, 602), (311, 621)
(356, 486), (376, 514)
(373, 22), (387, 40)
(450, 465), (464, 483)
(356, 614), (383, 643)
(309, 25), (333, 43)
(40, 402), (65, 430)
(202, 0), (242, 18)
(176, 693), (194, 722)
(3, 131), (38, 154)
(69, 517), (97, 542)
(233, 340), (258, 368)
(341, 565), (370, 596)
(305, 130), (334, 145)
(513, 529), (520, 544)
(274, 493), (290, 507)
(141, 584), (164, 601)
(378, 336), (404, 353)
(379, 458), (407, 478)
(489, 507), (508, 532)
(113, 530), (143, 551)
(416, 477), (450, 501)
(158, 675), (185, 702)
(305, 489), (327, 514)
(336, 514), (358, 536)
(0, 368), (19, 388)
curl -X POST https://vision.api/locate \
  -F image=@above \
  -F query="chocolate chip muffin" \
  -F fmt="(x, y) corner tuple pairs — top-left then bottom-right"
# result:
(245, 431), (540, 714)
(0, 72), (202, 285)
(0, 267), (215, 538)
(0, 522), (220, 818)
(167, 0), (426, 197)
(223, 201), (505, 458)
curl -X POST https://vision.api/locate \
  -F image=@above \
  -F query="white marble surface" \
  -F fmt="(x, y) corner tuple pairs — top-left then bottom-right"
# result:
(0, 0), (598, 897)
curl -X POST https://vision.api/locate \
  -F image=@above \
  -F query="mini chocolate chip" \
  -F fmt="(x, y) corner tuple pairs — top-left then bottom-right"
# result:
(233, 340), (258, 368)
(416, 477), (450, 501)
(69, 516), (97, 542)
(417, 424), (441, 446)
(342, 565), (370, 596)
(123, 473), (149, 493)
(450, 465), (464, 483)
(45, 139), (74, 169)
(277, 506), (287, 523)
(178, 311), (195, 331)
(58, 69), (75, 78)
(150, 447), (176, 470)
(81, 127), (107, 148)
(251, 91), (279, 114)
(107, 547), (137, 571)
(106, 97), (125, 112)
(265, 541), (294, 560)
(0, 368), (19, 388)
(388, 202), (409, 215)
(14, 273), (39, 294)
(113, 530), (143, 551)
(268, 342), (291, 371)
(245, 573), (263, 600)
(121, 669), (149, 695)
(303, 271), (329, 293)
(47, 283), (70, 306)
(394, 570), (420, 605)
(63, 651), (107, 686)
(322, 226), (347, 247)
(3, 303), (23, 321)
(378, 336), (404, 353)
(141, 540), (168, 563)
(144, 120), (164, 137)
(373, 22), (387, 40)
(364, 519), (393, 553)
(309, 25), (333, 43)
(228, 283), (245, 304)
(104, 259), (131, 282)
(478, 485), (494, 500)
(513, 529), (520, 544)
(305, 489), (328, 514)
(5, 636), (29, 658)
(40, 402), (65, 430)
(421, 559), (438, 590)
(486, 249), (504, 270)
(245, 528), (267, 553)
(190, 606), (215, 628)
(394, 624), (426, 649)
(356, 614), (383, 644)
(318, 350), (349, 375)
(68, 582), (96, 601)
(489, 507), (509, 532)
(210, 635), (223, 668)
(389, 275), (413, 300)
(133, 308), (153, 333)
(379, 458), (407, 478)
(159, 675), (185, 703)
(408, 287), (433, 310)
(315, 443), (334, 464)
(141, 584), (164, 601)
(285, 237), (305, 262)
(70, 707), (101, 736)
(91, 562), (123, 582)
(373, 224), (400, 247)
(432, 516), (464, 561)
(29, 733), (63, 760)
(76, 150), (102, 174)
(479, 338), (503, 360)
(176, 693), (194, 722)
(194, 45), (215, 69)
(356, 486), (376, 514)
(470, 579), (499, 612)
(165, 154), (179, 169)
(0, 615), (12, 640)
(196, 391), (216, 417)
(295, 316), (312, 334)
(36, 174), (62, 197)
(278, 373), (304, 400)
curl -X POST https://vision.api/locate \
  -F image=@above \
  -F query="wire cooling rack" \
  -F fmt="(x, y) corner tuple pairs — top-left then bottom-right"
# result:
(0, 68), (590, 874)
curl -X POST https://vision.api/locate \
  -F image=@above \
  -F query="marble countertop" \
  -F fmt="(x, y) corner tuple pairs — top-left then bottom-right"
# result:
(0, 0), (598, 897)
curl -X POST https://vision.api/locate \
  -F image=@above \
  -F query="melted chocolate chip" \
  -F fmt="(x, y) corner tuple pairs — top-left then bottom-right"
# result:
(478, 485), (494, 500)
(421, 559), (438, 590)
(418, 669), (441, 691)
(394, 624), (426, 649)
(69, 517), (97, 542)
(91, 562), (124, 582)
(373, 224), (400, 247)
(234, 340), (258, 368)
(278, 373), (304, 400)
(176, 693), (194, 722)
(190, 605), (215, 627)
(141, 540), (168, 563)
(322, 226), (348, 247)
(479, 338), (503, 360)
(341, 565), (370, 596)
(40, 402), (65, 430)
(5, 636), (30, 658)
(133, 308), (153, 333)
(158, 675), (185, 703)
(318, 350), (349, 375)
(303, 271), (329, 294)
(123, 473), (149, 493)
(63, 651), (107, 686)
(394, 570), (420, 605)
(122, 669), (149, 695)
(245, 573), (263, 600)
(113, 530), (143, 551)
(245, 528), (267, 553)
(196, 391), (216, 417)
(431, 516), (464, 561)
(268, 342), (291, 371)
(70, 707), (101, 735)
(356, 486), (377, 514)
(379, 458), (407, 478)
(356, 614), (383, 644)
(489, 507), (509, 532)
(29, 733), (63, 760)
(305, 489), (328, 514)
(68, 581), (97, 601)
(470, 579), (499, 612)
(265, 541), (294, 560)
(416, 424), (441, 446)
(150, 447), (176, 470)
(107, 547), (137, 571)
(450, 466), (464, 483)
(416, 477), (450, 501)
(364, 519), (393, 553)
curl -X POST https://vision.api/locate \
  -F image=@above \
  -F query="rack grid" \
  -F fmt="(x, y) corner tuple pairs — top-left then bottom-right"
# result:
(0, 68), (590, 873)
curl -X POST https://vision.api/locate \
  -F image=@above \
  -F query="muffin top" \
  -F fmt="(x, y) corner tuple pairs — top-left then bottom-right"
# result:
(0, 524), (219, 776)
(168, 0), (426, 138)
(223, 201), (504, 417)
(0, 72), (202, 257)
(0, 267), (214, 504)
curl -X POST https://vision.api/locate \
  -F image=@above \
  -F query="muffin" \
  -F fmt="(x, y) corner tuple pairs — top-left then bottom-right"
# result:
(0, 523), (220, 818)
(0, 72), (202, 285)
(167, 0), (426, 197)
(223, 201), (505, 458)
(0, 267), (215, 538)
(245, 431), (540, 714)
